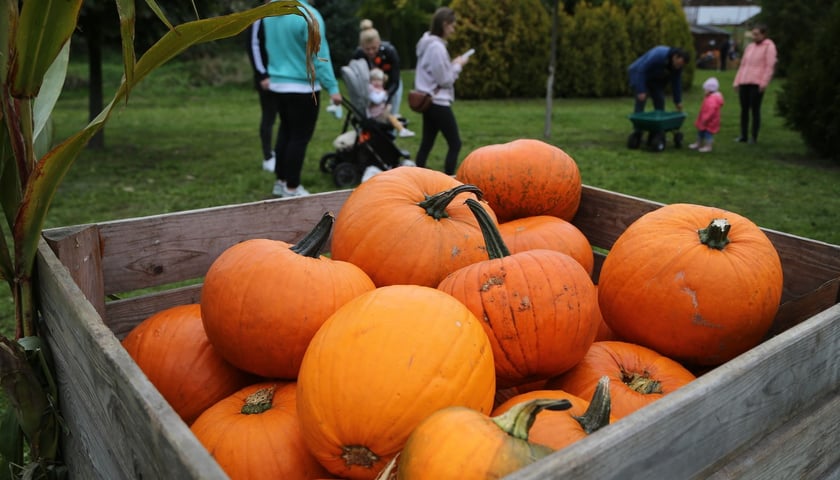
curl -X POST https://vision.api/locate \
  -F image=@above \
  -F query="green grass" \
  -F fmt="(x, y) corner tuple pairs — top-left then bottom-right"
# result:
(1, 53), (839, 338)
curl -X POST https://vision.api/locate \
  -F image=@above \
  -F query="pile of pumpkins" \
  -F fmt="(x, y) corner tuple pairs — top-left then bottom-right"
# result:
(122, 139), (784, 480)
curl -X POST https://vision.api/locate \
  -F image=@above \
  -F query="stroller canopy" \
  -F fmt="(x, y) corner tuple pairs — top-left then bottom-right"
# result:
(341, 58), (370, 116)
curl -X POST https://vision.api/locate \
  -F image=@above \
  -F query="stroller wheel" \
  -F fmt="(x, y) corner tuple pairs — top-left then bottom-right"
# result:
(320, 153), (339, 173)
(333, 162), (361, 188)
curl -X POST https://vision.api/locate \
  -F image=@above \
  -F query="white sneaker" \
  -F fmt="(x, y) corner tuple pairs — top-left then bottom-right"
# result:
(362, 165), (383, 182)
(398, 128), (416, 138)
(262, 155), (276, 172)
(688, 142), (700, 150)
(282, 184), (310, 197)
(698, 145), (713, 153)
(400, 159), (416, 167)
(272, 180), (286, 197)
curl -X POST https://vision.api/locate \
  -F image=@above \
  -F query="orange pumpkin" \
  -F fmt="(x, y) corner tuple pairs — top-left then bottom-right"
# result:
(330, 167), (496, 287)
(191, 382), (330, 480)
(121, 304), (253, 425)
(455, 139), (582, 222)
(438, 199), (600, 388)
(492, 377), (613, 451)
(200, 213), (376, 378)
(394, 398), (571, 479)
(592, 286), (620, 342)
(296, 285), (496, 480)
(546, 341), (696, 419)
(498, 215), (594, 274)
(597, 204), (784, 365)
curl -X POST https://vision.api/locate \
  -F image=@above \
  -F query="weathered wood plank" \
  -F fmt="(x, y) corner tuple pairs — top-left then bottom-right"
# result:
(506, 304), (840, 479)
(105, 284), (203, 339)
(42, 224), (106, 318)
(36, 239), (228, 480)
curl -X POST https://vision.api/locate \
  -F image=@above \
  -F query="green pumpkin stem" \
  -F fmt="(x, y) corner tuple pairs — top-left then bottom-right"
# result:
(492, 398), (572, 441)
(416, 184), (483, 221)
(241, 386), (276, 415)
(573, 376), (612, 434)
(465, 197), (510, 260)
(290, 212), (334, 257)
(698, 218), (731, 250)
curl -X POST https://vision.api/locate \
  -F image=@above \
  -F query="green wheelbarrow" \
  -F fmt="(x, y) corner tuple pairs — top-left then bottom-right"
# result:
(627, 111), (686, 152)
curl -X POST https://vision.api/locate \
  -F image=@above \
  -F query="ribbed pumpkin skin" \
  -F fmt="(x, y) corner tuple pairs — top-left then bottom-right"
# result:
(498, 215), (594, 274)
(455, 139), (582, 222)
(438, 250), (599, 388)
(492, 389), (613, 451)
(200, 239), (376, 378)
(121, 304), (253, 425)
(330, 167), (496, 287)
(191, 382), (330, 480)
(597, 204), (783, 366)
(546, 341), (696, 419)
(395, 405), (549, 480)
(296, 285), (496, 480)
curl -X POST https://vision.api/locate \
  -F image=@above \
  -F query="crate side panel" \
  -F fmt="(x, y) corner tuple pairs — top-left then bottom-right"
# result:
(78, 191), (350, 295)
(572, 185), (663, 251)
(37, 241), (228, 480)
(42, 224), (106, 318)
(505, 304), (840, 479)
(105, 284), (203, 339)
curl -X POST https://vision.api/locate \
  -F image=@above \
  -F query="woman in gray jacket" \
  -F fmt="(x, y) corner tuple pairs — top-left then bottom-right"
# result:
(413, 7), (471, 175)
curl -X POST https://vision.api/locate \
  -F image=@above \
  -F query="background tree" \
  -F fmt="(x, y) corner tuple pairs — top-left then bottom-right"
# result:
(356, 0), (440, 68)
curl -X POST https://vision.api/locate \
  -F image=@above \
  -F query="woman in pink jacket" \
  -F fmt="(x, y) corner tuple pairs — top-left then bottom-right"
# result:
(689, 77), (724, 152)
(733, 23), (777, 144)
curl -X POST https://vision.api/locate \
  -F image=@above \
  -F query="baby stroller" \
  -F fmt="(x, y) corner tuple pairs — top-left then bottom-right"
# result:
(319, 59), (412, 187)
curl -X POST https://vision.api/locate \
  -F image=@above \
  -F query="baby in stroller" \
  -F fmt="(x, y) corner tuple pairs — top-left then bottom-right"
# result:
(318, 59), (413, 187)
(367, 68), (415, 138)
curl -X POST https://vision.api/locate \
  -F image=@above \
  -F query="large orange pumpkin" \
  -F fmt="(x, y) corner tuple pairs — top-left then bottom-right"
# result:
(546, 341), (696, 419)
(330, 167), (496, 287)
(498, 215), (594, 274)
(455, 139), (582, 222)
(121, 304), (253, 425)
(394, 398), (571, 479)
(597, 204), (783, 366)
(438, 199), (600, 388)
(191, 382), (330, 480)
(201, 213), (376, 378)
(296, 285), (496, 480)
(492, 377), (614, 451)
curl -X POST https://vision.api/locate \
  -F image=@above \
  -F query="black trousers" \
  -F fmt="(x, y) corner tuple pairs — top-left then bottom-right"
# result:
(415, 103), (462, 176)
(738, 84), (764, 141)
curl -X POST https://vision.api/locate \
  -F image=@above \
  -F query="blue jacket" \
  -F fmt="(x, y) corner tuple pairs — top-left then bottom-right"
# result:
(628, 46), (683, 105)
(262, 0), (339, 95)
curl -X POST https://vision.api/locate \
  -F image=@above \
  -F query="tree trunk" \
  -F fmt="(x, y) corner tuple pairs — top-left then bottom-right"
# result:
(544, 0), (560, 139)
(84, 11), (105, 149)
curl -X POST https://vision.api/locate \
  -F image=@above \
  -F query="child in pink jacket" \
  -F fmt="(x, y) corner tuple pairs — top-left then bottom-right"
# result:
(689, 77), (724, 152)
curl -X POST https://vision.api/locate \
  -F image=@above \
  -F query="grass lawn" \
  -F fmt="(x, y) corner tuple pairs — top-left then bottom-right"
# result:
(1, 52), (839, 338)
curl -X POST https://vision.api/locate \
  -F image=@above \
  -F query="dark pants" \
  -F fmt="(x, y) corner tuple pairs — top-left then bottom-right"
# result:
(738, 84), (764, 141)
(415, 103), (462, 175)
(268, 91), (320, 188)
(633, 81), (666, 113)
(257, 87), (276, 161)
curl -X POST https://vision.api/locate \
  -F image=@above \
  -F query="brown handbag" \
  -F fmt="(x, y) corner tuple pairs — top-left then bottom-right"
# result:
(408, 90), (433, 113)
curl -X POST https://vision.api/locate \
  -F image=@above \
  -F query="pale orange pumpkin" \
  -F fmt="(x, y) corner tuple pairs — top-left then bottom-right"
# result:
(498, 215), (594, 274)
(296, 285), (496, 480)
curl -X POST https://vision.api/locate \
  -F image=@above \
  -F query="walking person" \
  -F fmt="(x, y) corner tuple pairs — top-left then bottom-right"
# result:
(353, 19), (404, 117)
(689, 77), (724, 153)
(628, 46), (689, 113)
(246, 13), (276, 173)
(262, 0), (342, 197)
(733, 24), (777, 144)
(414, 7), (471, 176)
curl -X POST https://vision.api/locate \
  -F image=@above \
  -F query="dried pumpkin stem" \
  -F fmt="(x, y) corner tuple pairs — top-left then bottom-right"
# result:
(573, 376), (612, 434)
(465, 197), (510, 260)
(416, 184), (483, 221)
(697, 218), (731, 250)
(290, 212), (334, 257)
(623, 370), (662, 394)
(492, 398), (571, 441)
(241, 386), (276, 415)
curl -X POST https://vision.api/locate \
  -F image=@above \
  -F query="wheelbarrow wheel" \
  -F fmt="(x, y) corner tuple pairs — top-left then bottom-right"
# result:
(674, 132), (684, 149)
(627, 131), (643, 149)
(651, 132), (666, 152)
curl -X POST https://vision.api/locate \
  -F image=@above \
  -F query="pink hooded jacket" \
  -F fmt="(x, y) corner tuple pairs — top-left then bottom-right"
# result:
(695, 92), (724, 134)
(733, 39), (777, 90)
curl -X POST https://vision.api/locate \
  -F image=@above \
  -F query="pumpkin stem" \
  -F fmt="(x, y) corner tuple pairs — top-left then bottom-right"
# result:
(241, 386), (276, 415)
(697, 218), (731, 250)
(416, 184), (483, 221)
(492, 398), (571, 441)
(290, 212), (334, 258)
(465, 197), (510, 260)
(341, 445), (380, 469)
(573, 376), (612, 434)
(622, 369), (662, 394)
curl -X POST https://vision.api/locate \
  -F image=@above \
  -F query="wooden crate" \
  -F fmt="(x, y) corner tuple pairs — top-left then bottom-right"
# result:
(36, 186), (840, 479)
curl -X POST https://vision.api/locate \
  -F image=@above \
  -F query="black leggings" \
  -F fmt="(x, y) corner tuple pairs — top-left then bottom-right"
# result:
(738, 84), (764, 141)
(263, 91), (320, 189)
(415, 103), (462, 175)
(257, 88), (275, 161)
